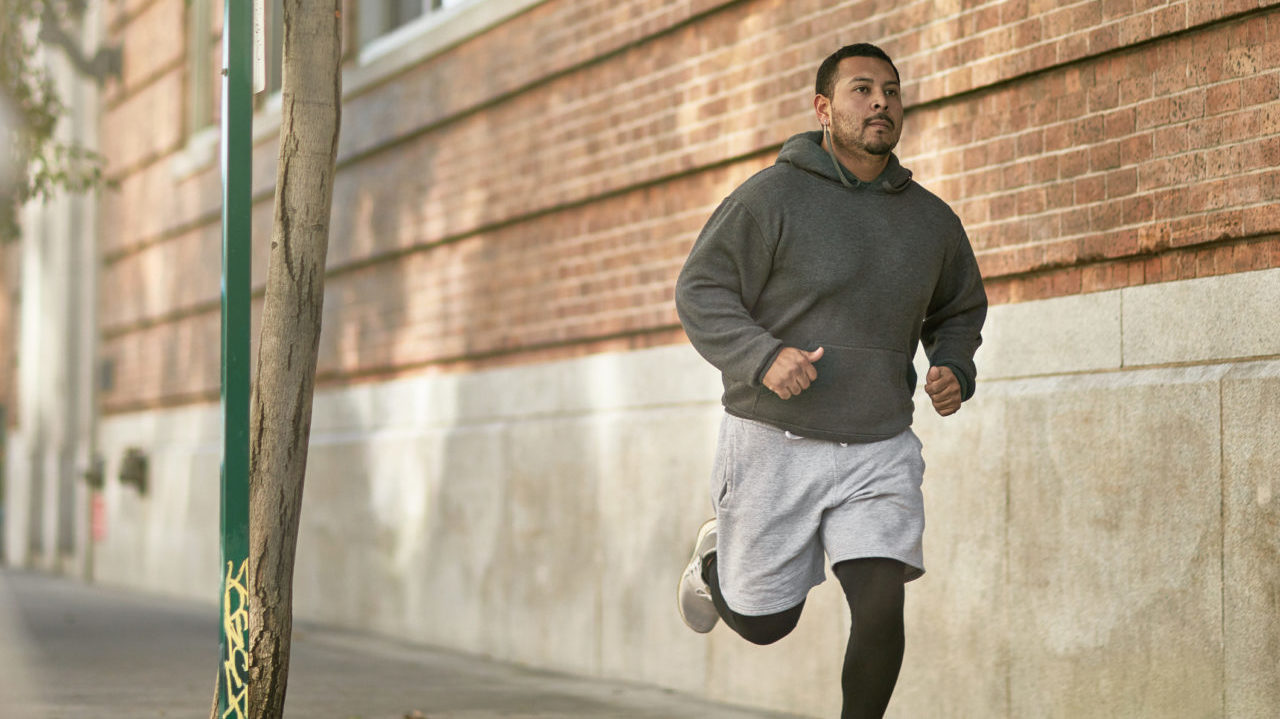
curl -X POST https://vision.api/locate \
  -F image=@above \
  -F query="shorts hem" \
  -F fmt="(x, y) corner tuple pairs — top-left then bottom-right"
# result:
(720, 575), (825, 617)
(828, 550), (926, 583)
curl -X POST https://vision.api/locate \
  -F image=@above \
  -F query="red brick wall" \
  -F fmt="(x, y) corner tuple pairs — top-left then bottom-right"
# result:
(96, 0), (1280, 412)
(901, 7), (1280, 303)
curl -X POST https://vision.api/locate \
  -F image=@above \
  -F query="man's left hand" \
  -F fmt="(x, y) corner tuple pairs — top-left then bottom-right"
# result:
(925, 366), (962, 417)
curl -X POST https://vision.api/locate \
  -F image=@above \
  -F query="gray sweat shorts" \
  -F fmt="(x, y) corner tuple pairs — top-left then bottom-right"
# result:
(710, 413), (926, 616)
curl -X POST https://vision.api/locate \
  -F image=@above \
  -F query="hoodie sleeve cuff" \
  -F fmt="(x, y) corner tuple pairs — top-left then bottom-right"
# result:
(752, 342), (786, 387)
(938, 362), (975, 402)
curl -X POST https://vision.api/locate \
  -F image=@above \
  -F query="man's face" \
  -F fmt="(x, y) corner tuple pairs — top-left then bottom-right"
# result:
(820, 56), (903, 156)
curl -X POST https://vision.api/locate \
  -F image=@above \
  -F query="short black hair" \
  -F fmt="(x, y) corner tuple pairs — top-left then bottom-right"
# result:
(815, 44), (900, 98)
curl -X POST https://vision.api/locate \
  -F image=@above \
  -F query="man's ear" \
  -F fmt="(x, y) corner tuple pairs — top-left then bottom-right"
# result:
(813, 94), (830, 127)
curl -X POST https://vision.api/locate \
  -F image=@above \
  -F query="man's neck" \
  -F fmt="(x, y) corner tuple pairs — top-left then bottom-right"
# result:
(824, 136), (890, 183)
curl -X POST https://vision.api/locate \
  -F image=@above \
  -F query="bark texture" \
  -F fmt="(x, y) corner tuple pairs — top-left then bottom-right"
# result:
(244, 1), (341, 717)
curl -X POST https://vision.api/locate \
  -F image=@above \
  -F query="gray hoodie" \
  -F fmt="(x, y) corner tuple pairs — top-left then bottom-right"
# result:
(675, 130), (987, 444)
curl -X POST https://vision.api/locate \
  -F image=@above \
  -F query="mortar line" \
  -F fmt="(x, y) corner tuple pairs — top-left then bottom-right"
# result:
(1003, 402), (1013, 718)
(1119, 289), (1125, 369)
(1218, 369), (1227, 716)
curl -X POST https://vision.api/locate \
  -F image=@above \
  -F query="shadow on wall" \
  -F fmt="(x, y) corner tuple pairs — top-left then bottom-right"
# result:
(290, 348), (736, 686)
(291, 98), (531, 651)
(290, 114), (445, 637)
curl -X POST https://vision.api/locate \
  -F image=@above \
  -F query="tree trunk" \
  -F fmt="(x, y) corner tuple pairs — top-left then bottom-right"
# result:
(244, 1), (341, 717)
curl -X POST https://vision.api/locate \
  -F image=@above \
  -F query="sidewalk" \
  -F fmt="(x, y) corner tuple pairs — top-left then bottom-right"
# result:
(0, 568), (803, 719)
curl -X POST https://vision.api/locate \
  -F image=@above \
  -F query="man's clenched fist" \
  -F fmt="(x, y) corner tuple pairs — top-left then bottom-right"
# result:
(925, 365), (962, 416)
(763, 347), (825, 400)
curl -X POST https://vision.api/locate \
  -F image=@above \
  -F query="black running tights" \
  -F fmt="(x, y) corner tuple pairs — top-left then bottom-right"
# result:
(703, 554), (905, 719)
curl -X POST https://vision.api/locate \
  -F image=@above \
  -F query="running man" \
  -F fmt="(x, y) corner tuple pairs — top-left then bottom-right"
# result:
(673, 43), (987, 718)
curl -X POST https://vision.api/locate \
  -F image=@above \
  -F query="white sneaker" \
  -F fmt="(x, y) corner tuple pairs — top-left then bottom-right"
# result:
(677, 518), (719, 633)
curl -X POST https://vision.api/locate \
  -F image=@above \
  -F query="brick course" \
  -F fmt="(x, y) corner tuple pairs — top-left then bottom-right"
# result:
(108, 0), (185, 97)
(100, 68), (186, 176)
(97, 0), (1280, 411)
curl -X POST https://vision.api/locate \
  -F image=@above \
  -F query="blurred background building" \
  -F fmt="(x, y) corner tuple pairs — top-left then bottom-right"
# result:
(2, 0), (1278, 716)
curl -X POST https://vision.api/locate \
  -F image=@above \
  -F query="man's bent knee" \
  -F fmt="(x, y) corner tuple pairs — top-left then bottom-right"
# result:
(731, 603), (804, 645)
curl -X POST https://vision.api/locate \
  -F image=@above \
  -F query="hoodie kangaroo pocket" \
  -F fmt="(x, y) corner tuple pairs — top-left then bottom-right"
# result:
(755, 344), (913, 438)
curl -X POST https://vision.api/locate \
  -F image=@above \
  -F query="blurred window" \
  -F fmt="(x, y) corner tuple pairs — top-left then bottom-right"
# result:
(186, 0), (216, 134)
(358, 0), (470, 47)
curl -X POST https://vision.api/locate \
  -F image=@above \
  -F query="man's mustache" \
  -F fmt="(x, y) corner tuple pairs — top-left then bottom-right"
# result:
(865, 114), (894, 127)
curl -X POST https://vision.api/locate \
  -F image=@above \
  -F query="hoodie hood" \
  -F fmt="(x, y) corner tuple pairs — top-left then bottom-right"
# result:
(776, 130), (913, 194)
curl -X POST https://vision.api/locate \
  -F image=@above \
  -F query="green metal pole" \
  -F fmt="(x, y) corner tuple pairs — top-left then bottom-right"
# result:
(218, 0), (252, 715)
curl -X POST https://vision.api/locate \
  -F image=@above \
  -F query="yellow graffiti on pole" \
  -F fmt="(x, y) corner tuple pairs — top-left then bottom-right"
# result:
(222, 559), (249, 719)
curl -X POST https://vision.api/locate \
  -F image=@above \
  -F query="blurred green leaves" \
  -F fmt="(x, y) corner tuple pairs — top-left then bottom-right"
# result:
(0, 0), (109, 243)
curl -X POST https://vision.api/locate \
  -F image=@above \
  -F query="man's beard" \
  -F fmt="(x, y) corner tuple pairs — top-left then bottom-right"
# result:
(832, 116), (897, 156)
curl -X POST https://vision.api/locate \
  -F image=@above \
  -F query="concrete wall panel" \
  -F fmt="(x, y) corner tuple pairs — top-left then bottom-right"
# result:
(911, 367), (1229, 719)
(894, 389), (1011, 718)
(1005, 369), (1224, 718)
(294, 346), (734, 684)
(498, 415), (604, 677)
(292, 436), (394, 627)
(977, 290), (1123, 379)
(94, 410), (221, 598)
(412, 426), (509, 658)
(1221, 360), (1280, 717)
(596, 405), (721, 695)
(2, 434), (35, 566)
(1123, 268), (1280, 366)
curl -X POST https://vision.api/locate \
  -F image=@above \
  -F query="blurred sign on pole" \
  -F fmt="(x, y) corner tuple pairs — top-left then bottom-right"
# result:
(253, 0), (265, 94)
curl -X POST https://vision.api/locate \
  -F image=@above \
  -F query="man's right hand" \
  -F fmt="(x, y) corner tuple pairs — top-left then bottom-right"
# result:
(763, 346), (825, 400)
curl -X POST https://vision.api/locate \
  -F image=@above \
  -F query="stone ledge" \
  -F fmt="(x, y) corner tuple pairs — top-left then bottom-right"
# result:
(1123, 267), (1280, 366)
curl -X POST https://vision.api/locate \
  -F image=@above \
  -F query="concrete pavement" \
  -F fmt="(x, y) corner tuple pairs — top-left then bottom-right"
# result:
(0, 568), (804, 719)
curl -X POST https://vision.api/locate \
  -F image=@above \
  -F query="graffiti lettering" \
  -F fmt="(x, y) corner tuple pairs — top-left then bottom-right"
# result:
(222, 559), (249, 719)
